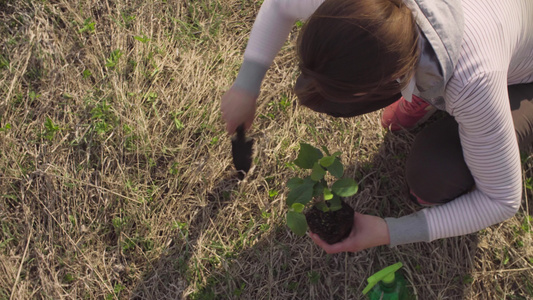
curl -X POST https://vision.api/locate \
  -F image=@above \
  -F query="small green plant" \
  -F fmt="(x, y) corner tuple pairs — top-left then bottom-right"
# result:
(0, 123), (11, 132)
(29, 90), (41, 102)
(105, 49), (122, 69)
(307, 271), (321, 284)
(171, 111), (185, 131)
(105, 283), (125, 300)
(82, 69), (92, 78)
(525, 177), (533, 190)
(43, 117), (60, 141)
(286, 143), (358, 237)
(78, 18), (96, 34)
(0, 54), (9, 69)
(90, 99), (115, 135)
(133, 33), (150, 43)
(63, 273), (76, 284)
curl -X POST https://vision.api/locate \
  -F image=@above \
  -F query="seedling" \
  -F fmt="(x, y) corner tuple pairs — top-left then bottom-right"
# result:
(82, 69), (92, 78)
(43, 117), (60, 141)
(134, 33), (150, 43)
(78, 18), (96, 34)
(286, 143), (358, 244)
(105, 49), (123, 69)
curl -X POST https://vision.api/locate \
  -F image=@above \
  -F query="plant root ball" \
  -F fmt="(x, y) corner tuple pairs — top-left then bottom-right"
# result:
(305, 200), (354, 245)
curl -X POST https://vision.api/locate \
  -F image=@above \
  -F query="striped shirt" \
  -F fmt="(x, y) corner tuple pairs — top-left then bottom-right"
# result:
(235, 0), (533, 246)
(425, 0), (532, 243)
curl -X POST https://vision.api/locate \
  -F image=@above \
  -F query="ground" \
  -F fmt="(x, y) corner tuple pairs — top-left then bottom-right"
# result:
(0, 0), (532, 299)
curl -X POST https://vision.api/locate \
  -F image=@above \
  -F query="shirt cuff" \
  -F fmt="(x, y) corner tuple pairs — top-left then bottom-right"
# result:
(233, 60), (269, 96)
(384, 210), (431, 247)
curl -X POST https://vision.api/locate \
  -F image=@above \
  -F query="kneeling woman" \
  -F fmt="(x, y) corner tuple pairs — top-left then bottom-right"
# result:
(220, 0), (533, 252)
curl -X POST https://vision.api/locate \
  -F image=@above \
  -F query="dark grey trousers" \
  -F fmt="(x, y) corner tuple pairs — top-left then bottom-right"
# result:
(406, 82), (533, 204)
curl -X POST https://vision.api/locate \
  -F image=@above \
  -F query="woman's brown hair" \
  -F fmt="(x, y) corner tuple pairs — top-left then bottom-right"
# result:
(295, 0), (419, 117)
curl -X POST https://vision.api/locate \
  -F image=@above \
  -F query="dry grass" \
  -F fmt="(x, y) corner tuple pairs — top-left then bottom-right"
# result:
(0, 0), (532, 299)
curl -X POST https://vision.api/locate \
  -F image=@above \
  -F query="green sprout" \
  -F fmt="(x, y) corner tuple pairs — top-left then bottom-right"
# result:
(105, 49), (123, 69)
(78, 17), (96, 34)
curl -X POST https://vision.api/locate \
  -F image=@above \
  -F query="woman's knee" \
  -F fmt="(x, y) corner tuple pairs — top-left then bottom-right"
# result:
(509, 83), (533, 148)
(405, 116), (475, 204)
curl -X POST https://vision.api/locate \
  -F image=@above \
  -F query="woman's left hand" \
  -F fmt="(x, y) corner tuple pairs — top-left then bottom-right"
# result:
(309, 212), (390, 254)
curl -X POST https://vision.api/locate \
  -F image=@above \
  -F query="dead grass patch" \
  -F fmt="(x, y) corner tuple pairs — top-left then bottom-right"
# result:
(0, 0), (531, 299)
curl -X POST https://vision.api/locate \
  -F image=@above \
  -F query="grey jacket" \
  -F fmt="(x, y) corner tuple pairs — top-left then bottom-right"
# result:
(405, 0), (464, 110)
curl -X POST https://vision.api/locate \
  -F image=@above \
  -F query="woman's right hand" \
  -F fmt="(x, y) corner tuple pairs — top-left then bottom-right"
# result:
(309, 213), (390, 253)
(221, 86), (257, 134)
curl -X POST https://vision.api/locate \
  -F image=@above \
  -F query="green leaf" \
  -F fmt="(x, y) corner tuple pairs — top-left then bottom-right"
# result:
(105, 49), (122, 68)
(331, 151), (342, 157)
(294, 143), (323, 169)
(327, 158), (344, 178)
(82, 69), (92, 78)
(291, 203), (305, 213)
(62, 93), (73, 100)
(329, 195), (342, 211)
(287, 177), (304, 190)
(312, 180), (324, 197)
(319, 156), (335, 168)
(287, 211), (308, 236)
(311, 162), (326, 181)
(134, 34), (150, 43)
(323, 187), (333, 200)
(0, 123), (11, 132)
(286, 180), (314, 206)
(331, 178), (358, 197)
(315, 201), (329, 212)
(78, 18), (96, 34)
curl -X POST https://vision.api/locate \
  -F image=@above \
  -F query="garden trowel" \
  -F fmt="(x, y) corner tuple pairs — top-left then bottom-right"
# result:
(231, 124), (254, 179)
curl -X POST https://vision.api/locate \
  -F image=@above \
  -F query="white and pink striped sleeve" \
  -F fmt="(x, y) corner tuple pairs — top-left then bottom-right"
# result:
(234, 0), (324, 95)
(423, 71), (522, 241)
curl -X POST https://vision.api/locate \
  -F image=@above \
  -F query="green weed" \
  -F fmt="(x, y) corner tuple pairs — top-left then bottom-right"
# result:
(521, 215), (532, 233)
(0, 122), (11, 132)
(63, 273), (76, 284)
(307, 271), (320, 284)
(29, 90), (40, 103)
(90, 99), (116, 136)
(169, 162), (180, 175)
(171, 111), (185, 131)
(133, 33), (150, 43)
(43, 117), (60, 141)
(120, 11), (136, 29)
(123, 124), (137, 151)
(105, 283), (125, 300)
(78, 17), (95, 34)
(0, 54), (9, 69)
(82, 69), (92, 78)
(105, 49), (123, 69)
(68, 215), (76, 227)
(112, 216), (127, 234)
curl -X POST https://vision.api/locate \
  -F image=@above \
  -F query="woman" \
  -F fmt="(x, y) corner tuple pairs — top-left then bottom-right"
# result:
(221, 0), (533, 253)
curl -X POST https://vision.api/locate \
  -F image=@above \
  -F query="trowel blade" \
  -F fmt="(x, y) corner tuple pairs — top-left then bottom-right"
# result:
(231, 124), (254, 179)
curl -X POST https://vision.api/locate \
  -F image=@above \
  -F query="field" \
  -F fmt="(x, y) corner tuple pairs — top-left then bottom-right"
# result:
(1, 0), (532, 299)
